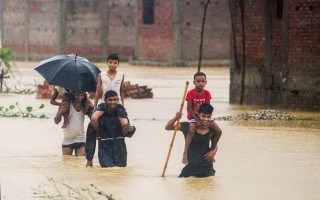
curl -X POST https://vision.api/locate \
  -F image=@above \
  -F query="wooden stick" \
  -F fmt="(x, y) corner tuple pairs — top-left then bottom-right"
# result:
(161, 81), (189, 177)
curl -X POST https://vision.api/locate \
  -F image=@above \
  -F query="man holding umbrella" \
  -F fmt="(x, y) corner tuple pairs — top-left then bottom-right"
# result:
(61, 91), (93, 156)
(35, 54), (98, 156)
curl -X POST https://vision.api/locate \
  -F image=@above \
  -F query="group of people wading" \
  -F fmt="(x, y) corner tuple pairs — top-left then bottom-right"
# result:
(50, 53), (222, 178)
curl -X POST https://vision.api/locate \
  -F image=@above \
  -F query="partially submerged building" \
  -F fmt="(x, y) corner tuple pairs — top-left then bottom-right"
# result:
(229, 0), (320, 111)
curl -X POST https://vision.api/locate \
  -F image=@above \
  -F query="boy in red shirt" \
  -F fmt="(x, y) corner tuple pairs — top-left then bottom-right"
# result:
(182, 72), (222, 164)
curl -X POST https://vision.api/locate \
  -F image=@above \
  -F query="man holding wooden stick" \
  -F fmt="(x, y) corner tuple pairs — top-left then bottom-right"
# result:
(165, 103), (218, 177)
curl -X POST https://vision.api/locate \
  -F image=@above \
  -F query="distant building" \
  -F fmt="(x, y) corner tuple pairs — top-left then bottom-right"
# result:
(229, 0), (320, 111)
(0, 0), (230, 64)
(1, 0), (136, 61)
(133, 0), (230, 66)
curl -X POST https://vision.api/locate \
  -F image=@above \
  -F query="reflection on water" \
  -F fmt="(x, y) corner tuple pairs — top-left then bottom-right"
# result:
(0, 64), (320, 200)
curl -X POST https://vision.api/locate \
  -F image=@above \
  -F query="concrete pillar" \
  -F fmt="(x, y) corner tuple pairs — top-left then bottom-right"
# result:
(282, 0), (288, 65)
(101, 0), (108, 58)
(264, 0), (272, 72)
(59, 0), (66, 54)
(24, 1), (30, 60)
(173, 0), (181, 65)
(0, 0), (2, 49)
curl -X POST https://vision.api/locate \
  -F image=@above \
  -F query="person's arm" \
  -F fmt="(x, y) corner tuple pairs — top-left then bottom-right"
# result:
(120, 73), (125, 106)
(91, 110), (104, 133)
(203, 122), (222, 162)
(85, 123), (97, 167)
(165, 112), (182, 131)
(50, 88), (61, 106)
(209, 121), (222, 151)
(204, 145), (217, 162)
(85, 106), (94, 119)
(187, 100), (200, 125)
(93, 73), (102, 108)
(122, 123), (136, 138)
(206, 90), (212, 104)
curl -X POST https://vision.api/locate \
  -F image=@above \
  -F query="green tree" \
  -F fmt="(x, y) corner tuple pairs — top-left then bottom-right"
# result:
(0, 48), (12, 92)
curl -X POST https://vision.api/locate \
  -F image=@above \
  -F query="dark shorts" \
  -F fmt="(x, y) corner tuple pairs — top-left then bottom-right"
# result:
(62, 142), (86, 150)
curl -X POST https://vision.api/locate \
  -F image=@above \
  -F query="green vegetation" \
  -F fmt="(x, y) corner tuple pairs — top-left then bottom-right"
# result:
(0, 102), (47, 118)
(0, 48), (12, 92)
(0, 48), (12, 71)
(0, 48), (36, 94)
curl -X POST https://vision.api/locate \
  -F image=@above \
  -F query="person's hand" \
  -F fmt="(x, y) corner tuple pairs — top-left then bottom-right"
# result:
(182, 152), (188, 165)
(123, 124), (135, 135)
(86, 161), (93, 167)
(93, 107), (97, 112)
(195, 118), (202, 127)
(203, 149), (216, 163)
(175, 112), (183, 120)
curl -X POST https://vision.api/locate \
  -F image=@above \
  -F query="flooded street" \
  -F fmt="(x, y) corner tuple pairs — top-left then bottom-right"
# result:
(0, 62), (320, 200)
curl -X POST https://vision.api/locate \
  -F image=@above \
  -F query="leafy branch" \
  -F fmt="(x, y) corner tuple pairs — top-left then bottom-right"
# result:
(0, 102), (48, 118)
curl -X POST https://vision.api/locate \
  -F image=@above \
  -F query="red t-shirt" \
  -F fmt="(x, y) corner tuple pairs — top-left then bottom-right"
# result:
(185, 88), (212, 119)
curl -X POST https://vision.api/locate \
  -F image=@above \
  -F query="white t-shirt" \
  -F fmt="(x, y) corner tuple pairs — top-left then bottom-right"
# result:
(101, 71), (123, 103)
(62, 104), (85, 145)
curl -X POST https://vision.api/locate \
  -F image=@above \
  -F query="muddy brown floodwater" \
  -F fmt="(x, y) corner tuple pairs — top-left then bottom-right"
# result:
(0, 62), (319, 200)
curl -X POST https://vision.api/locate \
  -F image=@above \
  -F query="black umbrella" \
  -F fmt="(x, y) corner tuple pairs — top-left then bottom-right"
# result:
(35, 54), (101, 92)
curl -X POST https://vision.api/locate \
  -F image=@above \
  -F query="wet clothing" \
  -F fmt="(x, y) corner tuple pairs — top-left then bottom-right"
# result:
(178, 122), (216, 177)
(96, 103), (127, 120)
(62, 142), (85, 149)
(186, 88), (211, 119)
(101, 71), (124, 104)
(54, 88), (92, 127)
(86, 105), (135, 167)
(62, 104), (85, 145)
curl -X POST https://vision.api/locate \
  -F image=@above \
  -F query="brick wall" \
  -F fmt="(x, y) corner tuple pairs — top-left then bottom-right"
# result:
(288, 1), (320, 64)
(179, 0), (230, 61)
(2, 0), (60, 60)
(136, 0), (175, 62)
(1, 0), (136, 61)
(2, 0), (230, 64)
(134, 0), (230, 65)
(230, 0), (320, 111)
(107, 0), (135, 57)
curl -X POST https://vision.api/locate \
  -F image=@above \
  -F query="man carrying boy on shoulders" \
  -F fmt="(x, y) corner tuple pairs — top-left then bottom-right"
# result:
(86, 91), (136, 167)
(165, 103), (218, 177)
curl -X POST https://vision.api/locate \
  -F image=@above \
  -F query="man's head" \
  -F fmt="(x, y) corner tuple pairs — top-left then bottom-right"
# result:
(107, 53), (119, 62)
(107, 53), (119, 71)
(193, 72), (207, 90)
(104, 90), (119, 109)
(74, 92), (86, 102)
(198, 103), (214, 126)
